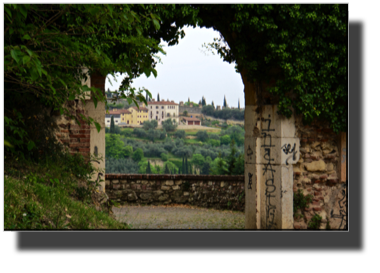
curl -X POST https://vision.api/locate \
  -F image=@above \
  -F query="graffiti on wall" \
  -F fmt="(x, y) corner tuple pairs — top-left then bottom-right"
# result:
(262, 114), (277, 229)
(330, 184), (347, 229)
(248, 172), (253, 190)
(281, 143), (298, 165)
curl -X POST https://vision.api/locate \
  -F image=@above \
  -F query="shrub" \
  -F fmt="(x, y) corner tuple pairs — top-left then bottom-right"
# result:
(196, 130), (209, 142)
(161, 153), (168, 162)
(174, 130), (186, 139)
(132, 148), (144, 162)
(220, 135), (231, 145)
(162, 119), (177, 132)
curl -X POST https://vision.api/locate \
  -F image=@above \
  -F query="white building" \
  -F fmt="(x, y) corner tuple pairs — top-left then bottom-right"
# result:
(105, 113), (121, 127)
(148, 99), (179, 125)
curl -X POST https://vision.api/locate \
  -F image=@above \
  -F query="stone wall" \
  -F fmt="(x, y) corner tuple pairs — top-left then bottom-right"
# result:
(105, 174), (245, 211)
(179, 105), (203, 115)
(293, 116), (347, 230)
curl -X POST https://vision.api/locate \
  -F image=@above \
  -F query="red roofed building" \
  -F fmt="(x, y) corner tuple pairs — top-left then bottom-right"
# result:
(181, 116), (201, 126)
(148, 99), (179, 125)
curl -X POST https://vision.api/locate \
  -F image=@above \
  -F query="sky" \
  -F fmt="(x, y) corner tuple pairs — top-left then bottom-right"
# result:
(105, 26), (245, 108)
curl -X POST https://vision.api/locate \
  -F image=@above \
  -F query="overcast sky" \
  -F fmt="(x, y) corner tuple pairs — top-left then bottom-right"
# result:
(105, 26), (245, 108)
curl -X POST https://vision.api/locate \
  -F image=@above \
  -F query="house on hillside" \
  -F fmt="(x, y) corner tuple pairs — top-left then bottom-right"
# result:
(182, 117), (201, 126)
(148, 99), (179, 125)
(105, 113), (121, 127)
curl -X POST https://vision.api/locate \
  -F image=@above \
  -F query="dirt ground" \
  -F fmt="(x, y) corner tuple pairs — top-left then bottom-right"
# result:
(113, 204), (245, 229)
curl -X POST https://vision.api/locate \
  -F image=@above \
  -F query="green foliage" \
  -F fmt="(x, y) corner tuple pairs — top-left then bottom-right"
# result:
(293, 189), (313, 217)
(132, 148), (144, 162)
(196, 131), (209, 142)
(208, 139), (221, 147)
(105, 134), (132, 159)
(174, 130), (186, 139)
(221, 125), (245, 146)
(4, 4), (172, 157)
(162, 118), (177, 132)
(183, 110), (188, 116)
(308, 214), (322, 229)
(202, 105), (244, 121)
(146, 161), (152, 174)
(161, 153), (168, 162)
(198, 4), (347, 132)
(106, 158), (139, 174)
(220, 135), (231, 145)
(210, 154), (228, 175)
(192, 154), (205, 168)
(226, 139), (237, 174)
(142, 120), (158, 130)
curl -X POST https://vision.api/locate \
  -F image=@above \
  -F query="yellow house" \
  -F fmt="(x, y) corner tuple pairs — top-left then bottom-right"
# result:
(107, 107), (149, 126)
(128, 106), (149, 125)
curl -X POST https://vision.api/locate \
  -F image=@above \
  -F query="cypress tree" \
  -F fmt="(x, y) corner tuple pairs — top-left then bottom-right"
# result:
(185, 157), (188, 174)
(157, 93), (160, 102)
(238, 99), (240, 109)
(110, 115), (115, 134)
(203, 96), (206, 106)
(223, 95), (227, 108)
(146, 161), (151, 174)
(212, 101), (215, 109)
(164, 164), (169, 174)
(182, 157), (185, 174)
(188, 97), (190, 103)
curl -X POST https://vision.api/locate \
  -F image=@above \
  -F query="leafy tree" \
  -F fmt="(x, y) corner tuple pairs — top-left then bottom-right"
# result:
(162, 118), (177, 132)
(220, 135), (231, 145)
(174, 130), (186, 139)
(132, 148), (144, 162)
(161, 153), (168, 162)
(208, 139), (220, 147)
(196, 131), (209, 142)
(191, 154), (205, 168)
(183, 110), (188, 116)
(142, 120), (158, 130)
(196, 4), (347, 132)
(106, 158), (139, 174)
(232, 154), (244, 175)
(210, 154), (228, 175)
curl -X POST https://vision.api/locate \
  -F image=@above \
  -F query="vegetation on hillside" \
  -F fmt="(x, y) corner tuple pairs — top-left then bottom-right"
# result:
(105, 124), (245, 175)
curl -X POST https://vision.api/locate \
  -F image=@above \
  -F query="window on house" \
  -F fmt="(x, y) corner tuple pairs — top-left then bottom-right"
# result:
(156, 116), (158, 120)
(162, 106), (164, 109)
(156, 106), (158, 109)
(162, 112), (164, 118)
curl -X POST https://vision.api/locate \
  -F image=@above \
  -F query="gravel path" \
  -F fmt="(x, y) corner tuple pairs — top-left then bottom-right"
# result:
(113, 204), (245, 229)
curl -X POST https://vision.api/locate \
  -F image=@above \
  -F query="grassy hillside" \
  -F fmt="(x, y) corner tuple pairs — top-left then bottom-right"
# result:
(4, 155), (128, 230)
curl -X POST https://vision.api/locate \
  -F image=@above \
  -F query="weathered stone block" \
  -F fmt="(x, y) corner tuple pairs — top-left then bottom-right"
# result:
(140, 193), (152, 200)
(165, 181), (174, 186)
(172, 185), (180, 190)
(158, 194), (169, 201)
(113, 180), (120, 184)
(161, 185), (170, 191)
(305, 160), (326, 172)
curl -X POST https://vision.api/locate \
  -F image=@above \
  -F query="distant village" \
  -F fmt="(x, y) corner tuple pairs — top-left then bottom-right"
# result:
(105, 92), (244, 128)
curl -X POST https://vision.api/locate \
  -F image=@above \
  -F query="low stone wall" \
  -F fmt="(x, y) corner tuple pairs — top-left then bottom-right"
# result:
(293, 116), (347, 230)
(179, 105), (203, 114)
(105, 174), (245, 211)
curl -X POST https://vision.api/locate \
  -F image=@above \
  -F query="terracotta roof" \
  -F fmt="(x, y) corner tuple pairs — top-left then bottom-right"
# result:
(130, 106), (148, 112)
(148, 101), (178, 106)
(182, 117), (201, 121)
(106, 109), (131, 115)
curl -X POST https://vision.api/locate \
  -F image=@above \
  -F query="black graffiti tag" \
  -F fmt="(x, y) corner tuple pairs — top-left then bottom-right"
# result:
(281, 143), (297, 165)
(262, 114), (277, 229)
(248, 172), (253, 190)
(330, 187), (347, 229)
